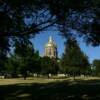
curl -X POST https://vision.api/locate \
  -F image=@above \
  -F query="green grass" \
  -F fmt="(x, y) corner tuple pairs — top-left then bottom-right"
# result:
(0, 77), (100, 100)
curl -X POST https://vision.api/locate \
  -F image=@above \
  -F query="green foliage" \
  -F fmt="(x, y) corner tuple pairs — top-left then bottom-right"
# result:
(0, 0), (99, 78)
(4, 39), (41, 78)
(93, 59), (100, 76)
(4, 55), (19, 77)
(4, 38), (59, 78)
(0, 0), (100, 74)
(15, 41), (41, 76)
(0, 0), (100, 45)
(0, 37), (10, 72)
(30, 51), (41, 74)
(61, 37), (90, 76)
(41, 57), (58, 75)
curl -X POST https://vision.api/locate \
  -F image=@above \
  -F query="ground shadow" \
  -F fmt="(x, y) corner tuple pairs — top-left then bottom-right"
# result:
(0, 79), (100, 100)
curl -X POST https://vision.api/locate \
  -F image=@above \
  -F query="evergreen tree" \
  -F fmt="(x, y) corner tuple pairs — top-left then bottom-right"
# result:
(0, 37), (10, 73)
(14, 39), (40, 79)
(93, 59), (100, 76)
(41, 56), (58, 78)
(61, 37), (89, 77)
(4, 54), (19, 78)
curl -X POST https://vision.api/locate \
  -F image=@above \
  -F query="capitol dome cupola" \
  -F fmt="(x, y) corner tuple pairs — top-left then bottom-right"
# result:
(45, 36), (56, 47)
(44, 36), (57, 58)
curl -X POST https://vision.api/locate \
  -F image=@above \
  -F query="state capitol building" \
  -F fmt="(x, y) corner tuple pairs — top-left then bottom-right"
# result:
(44, 36), (58, 59)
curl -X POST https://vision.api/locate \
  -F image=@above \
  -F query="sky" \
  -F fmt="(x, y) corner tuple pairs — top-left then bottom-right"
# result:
(32, 31), (100, 63)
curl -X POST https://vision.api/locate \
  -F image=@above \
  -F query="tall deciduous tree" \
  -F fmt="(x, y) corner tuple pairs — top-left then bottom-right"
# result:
(61, 37), (89, 77)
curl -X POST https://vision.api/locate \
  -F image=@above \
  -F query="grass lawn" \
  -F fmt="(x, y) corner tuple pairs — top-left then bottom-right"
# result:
(0, 77), (100, 100)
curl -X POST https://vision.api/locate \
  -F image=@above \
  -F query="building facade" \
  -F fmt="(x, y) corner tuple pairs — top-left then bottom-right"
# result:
(44, 36), (58, 58)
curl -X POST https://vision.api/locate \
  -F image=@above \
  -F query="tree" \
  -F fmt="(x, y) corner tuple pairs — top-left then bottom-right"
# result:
(4, 54), (19, 78)
(93, 59), (100, 76)
(61, 37), (90, 78)
(30, 51), (41, 74)
(0, 0), (100, 45)
(0, 37), (10, 73)
(41, 56), (58, 78)
(0, 0), (99, 70)
(14, 39), (40, 79)
(4, 37), (41, 79)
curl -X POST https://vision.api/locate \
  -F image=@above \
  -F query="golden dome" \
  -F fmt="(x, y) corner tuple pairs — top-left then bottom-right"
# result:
(45, 36), (56, 47)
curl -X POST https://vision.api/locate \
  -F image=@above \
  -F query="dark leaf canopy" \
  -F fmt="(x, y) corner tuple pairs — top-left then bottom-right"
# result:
(0, 0), (100, 45)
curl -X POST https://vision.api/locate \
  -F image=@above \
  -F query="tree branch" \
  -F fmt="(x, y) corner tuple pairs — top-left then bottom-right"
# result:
(0, 18), (57, 37)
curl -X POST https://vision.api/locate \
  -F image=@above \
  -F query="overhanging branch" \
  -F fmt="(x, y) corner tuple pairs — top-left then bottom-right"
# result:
(0, 18), (57, 37)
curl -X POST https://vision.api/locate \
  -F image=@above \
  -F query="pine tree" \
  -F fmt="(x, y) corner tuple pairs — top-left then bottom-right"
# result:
(10, 39), (41, 79)
(93, 59), (100, 76)
(61, 37), (89, 78)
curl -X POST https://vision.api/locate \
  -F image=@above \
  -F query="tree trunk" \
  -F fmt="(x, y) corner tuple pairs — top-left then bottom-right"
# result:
(73, 72), (75, 80)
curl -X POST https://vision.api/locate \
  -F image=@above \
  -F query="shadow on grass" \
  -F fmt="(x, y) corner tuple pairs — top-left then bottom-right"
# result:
(0, 79), (100, 100)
